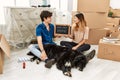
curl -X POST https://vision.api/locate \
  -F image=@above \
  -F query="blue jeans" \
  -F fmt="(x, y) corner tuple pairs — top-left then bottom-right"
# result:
(28, 44), (48, 60)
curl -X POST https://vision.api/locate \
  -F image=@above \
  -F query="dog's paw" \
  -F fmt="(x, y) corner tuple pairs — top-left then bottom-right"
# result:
(64, 72), (72, 77)
(77, 67), (83, 71)
(30, 58), (35, 62)
(36, 59), (41, 64)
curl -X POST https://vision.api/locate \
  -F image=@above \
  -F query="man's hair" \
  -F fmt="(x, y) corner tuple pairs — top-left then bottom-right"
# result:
(40, 10), (52, 21)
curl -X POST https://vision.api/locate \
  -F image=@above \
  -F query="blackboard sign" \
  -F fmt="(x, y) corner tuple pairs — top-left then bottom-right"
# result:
(54, 24), (71, 36)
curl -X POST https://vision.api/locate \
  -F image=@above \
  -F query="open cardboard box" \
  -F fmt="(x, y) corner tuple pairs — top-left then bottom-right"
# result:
(0, 34), (10, 74)
(97, 39), (120, 62)
(97, 31), (120, 61)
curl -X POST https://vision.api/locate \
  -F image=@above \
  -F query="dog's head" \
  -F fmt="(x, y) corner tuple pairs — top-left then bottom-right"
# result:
(64, 61), (72, 77)
(72, 55), (88, 71)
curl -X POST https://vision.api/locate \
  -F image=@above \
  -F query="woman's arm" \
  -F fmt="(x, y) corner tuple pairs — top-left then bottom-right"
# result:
(72, 27), (89, 50)
(72, 39), (87, 50)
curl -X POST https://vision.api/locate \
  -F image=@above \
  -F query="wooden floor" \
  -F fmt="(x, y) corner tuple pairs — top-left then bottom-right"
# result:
(0, 45), (120, 80)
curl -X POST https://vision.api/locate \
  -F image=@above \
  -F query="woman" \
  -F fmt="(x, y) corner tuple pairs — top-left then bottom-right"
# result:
(60, 13), (95, 60)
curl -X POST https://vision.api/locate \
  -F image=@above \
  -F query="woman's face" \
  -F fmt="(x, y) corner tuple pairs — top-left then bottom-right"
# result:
(74, 16), (80, 23)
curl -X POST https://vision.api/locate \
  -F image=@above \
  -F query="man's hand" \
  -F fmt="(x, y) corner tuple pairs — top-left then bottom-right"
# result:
(40, 51), (47, 60)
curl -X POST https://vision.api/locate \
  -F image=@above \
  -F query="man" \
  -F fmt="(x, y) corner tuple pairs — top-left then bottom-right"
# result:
(28, 10), (55, 68)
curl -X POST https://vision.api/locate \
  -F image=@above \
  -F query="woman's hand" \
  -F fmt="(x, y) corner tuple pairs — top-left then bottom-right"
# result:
(72, 46), (78, 50)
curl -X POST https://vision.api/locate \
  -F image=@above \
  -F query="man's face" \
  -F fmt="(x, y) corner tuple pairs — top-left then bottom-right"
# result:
(44, 17), (52, 23)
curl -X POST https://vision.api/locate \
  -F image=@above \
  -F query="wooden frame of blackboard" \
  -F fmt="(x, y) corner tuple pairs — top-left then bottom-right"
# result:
(54, 24), (71, 37)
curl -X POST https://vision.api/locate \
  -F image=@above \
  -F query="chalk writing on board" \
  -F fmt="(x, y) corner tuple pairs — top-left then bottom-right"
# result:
(56, 26), (69, 34)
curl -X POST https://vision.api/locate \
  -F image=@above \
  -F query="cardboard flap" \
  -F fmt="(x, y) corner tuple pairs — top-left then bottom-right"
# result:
(0, 34), (10, 58)
(111, 31), (120, 38)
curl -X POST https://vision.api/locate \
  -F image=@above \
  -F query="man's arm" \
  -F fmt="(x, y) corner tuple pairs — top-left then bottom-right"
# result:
(37, 36), (47, 60)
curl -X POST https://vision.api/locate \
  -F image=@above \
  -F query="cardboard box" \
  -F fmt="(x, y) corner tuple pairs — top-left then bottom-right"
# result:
(106, 23), (119, 32)
(86, 28), (109, 45)
(111, 31), (120, 38)
(111, 9), (120, 17)
(97, 39), (120, 62)
(84, 12), (107, 28)
(77, 0), (110, 12)
(72, 12), (107, 28)
(106, 23), (116, 32)
(0, 34), (10, 74)
(106, 23), (115, 27)
(107, 17), (120, 26)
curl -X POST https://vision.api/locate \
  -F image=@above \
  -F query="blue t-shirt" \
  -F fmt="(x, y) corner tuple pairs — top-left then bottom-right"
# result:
(36, 22), (55, 45)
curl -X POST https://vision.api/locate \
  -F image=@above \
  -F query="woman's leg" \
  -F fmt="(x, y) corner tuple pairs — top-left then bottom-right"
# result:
(60, 41), (77, 49)
(76, 44), (91, 53)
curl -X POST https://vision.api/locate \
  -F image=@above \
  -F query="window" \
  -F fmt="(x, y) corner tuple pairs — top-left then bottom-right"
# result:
(60, 0), (68, 11)
(30, 0), (43, 7)
(0, 0), (15, 24)
(50, 0), (60, 10)
(110, 0), (120, 9)
(0, 0), (30, 25)
(50, 0), (68, 11)
(15, 0), (30, 7)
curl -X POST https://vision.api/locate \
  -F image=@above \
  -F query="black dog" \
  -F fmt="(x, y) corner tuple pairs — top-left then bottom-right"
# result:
(27, 44), (88, 77)
(56, 49), (88, 77)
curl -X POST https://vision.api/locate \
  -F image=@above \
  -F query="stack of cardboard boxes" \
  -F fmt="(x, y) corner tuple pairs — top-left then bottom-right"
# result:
(77, 0), (109, 29)
(76, 0), (110, 44)
(0, 34), (10, 74)
(77, 0), (120, 61)
(96, 7), (120, 61)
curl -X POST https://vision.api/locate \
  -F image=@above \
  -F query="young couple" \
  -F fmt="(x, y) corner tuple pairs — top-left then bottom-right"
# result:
(28, 11), (95, 68)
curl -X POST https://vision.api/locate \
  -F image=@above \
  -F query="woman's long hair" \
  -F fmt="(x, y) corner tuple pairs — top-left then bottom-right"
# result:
(74, 13), (87, 31)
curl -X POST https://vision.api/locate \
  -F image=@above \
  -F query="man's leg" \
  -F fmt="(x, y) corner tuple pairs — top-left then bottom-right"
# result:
(28, 44), (55, 68)
(28, 44), (42, 58)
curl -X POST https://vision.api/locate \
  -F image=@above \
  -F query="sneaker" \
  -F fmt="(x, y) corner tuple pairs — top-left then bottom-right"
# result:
(86, 50), (96, 62)
(45, 59), (55, 68)
(27, 52), (34, 56)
